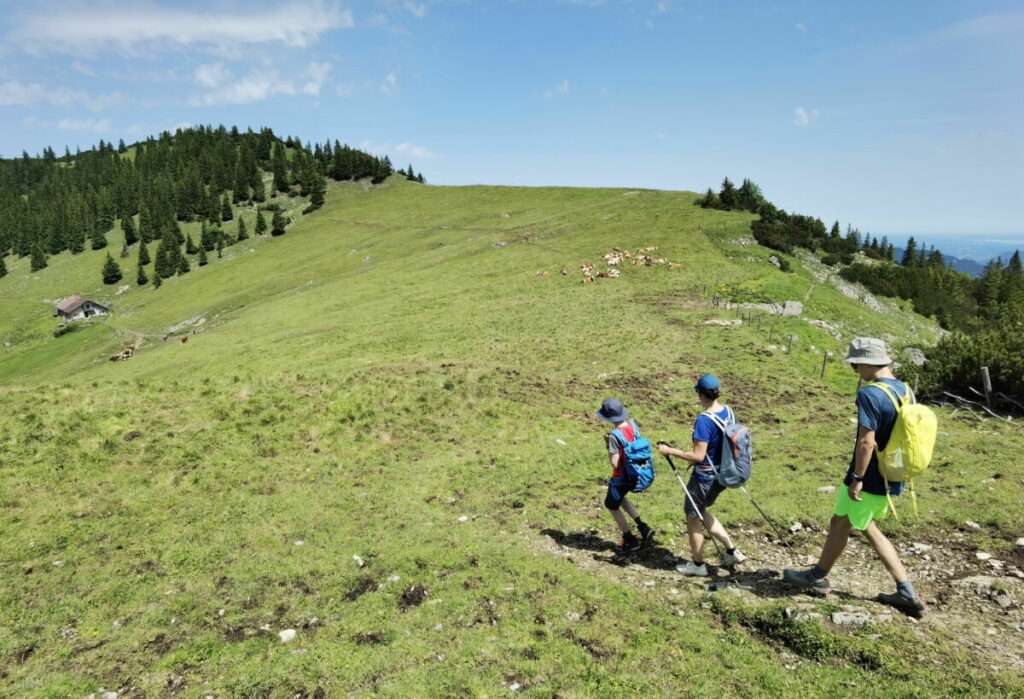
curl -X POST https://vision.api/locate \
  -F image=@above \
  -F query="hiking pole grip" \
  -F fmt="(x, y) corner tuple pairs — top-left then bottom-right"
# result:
(656, 442), (681, 473)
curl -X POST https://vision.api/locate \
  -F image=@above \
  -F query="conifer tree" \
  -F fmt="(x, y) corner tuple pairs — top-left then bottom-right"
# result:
(236, 217), (248, 242)
(901, 237), (918, 267)
(198, 245), (209, 266)
(271, 210), (287, 237)
(272, 142), (289, 193)
(255, 209), (268, 235)
(152, 268), (162, 288)
(718, 177), (737, 209)
(102, 252), (123, 284)
(90, 229), (108, 250)
(221, 195), (233, 221)
(138, 240), (150, 266)
(122, 214), (138, 246)
(30, 244), (47, 271)
(177, 252), (190, 275)
(216, 236), (224, 258)
(136, 263), (148, 286)
(252, 177), (266, 202)
(0, 255), (6, 279)
(185, 233), (198, 255)
(120, 242), (130, 258)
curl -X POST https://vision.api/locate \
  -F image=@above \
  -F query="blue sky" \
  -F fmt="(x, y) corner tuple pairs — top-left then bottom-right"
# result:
(1, 0), (1021, 239)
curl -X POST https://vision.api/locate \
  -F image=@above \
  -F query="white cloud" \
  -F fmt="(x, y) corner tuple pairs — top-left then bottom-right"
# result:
(0, 81), (127, 110)
(192, 69), (293, 105)
(380, 71), (398, 94)
(71, 60), (96, 76)
(794, 22), (807, 33)
(195, 62), (231, 88)
(335, 83), (354, 97)
(404, 1), (427, 18)
(301, 61), (332, 95)
(395, 142), (435, 159)
(57, 118), (112, 133)
(544, 79), (570, 98)
(793, 107), (819, 127)
(9, 1), (354, 57)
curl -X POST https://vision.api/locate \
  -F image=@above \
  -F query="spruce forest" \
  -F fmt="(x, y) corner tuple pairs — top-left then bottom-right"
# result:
(698, 177), (1024, 399)
(0, 126), (423, 287)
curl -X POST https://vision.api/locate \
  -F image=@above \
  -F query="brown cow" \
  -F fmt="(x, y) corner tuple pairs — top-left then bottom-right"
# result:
(181, 335), (189, 344)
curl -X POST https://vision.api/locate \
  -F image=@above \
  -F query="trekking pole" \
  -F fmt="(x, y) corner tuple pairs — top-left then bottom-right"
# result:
(658, 445), (724, 562)
(738, 485), (790, 547)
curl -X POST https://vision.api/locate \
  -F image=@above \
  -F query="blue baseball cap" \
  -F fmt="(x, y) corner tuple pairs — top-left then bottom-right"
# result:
(596, 398), (629, 422)
(694, 374), (720, 393)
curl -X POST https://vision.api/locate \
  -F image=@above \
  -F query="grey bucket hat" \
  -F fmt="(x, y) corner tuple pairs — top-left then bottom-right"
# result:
(844, 337), (892, 365)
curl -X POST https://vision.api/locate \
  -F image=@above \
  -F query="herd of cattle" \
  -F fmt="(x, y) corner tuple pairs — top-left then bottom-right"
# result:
(536, 247), (682, 283)
(108, 333), (191, 362)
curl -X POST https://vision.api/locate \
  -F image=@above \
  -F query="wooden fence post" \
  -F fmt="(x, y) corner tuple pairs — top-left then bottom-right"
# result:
(787, 334), (795, 354)
(981, 366), (993, 411)
(820, 351), (829, 379)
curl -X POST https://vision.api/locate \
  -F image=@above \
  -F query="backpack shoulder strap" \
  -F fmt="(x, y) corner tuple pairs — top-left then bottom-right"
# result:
(869, 381), (907, 410)
(703, 410), (728, 432)
(610, 422), (635, 446)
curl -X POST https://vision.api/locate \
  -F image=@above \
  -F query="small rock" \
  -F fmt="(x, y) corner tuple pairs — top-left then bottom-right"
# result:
(994, 592), (1014, 609)
(987, 627), (998, 636)
(817, 486), (836, 494)
(555, 439), (567, 446)
(795, 612), (822, 622)
(353, 555), (365, 567)
(457, 515), (469, 523)
(965, 521), (981, 530)
(831, 612), (870, 626)
(875, 614), (893, 624)
(388, 575), (401, 583)
(789, 522), (803, 534)
(433, 623), (443, 631)
(1016, 538), (1024, 548)
(508, 682), (521, 692)
(53, 560), (64, 567)
(294, 540), (304, 546)
(445, 497), (457, 504)
(976, 552), (993, 561)
(910, 542), (934, 555)
(278, 629), (297, 643)
(565, 612), (581, 622)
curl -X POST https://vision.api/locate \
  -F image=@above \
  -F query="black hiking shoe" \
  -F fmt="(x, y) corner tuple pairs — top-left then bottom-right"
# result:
(617, 532), (642, 554)
(637, 522), (655, 548)
(782, 568), (831, 596)
(877, 591), (927, 618)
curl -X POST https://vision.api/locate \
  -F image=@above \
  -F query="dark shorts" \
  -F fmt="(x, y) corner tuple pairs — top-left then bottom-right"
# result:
(684, 474), (725, 518)
(604, 477), (636, 510)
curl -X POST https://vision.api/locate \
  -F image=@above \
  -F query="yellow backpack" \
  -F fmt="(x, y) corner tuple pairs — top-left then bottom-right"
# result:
(869, 381), (938, 517)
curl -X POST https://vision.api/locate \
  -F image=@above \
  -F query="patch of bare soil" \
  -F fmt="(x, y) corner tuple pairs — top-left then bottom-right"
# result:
(531, 523), (1024, 673)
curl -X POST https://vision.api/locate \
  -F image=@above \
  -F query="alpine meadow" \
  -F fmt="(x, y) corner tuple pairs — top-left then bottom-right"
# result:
(0, 127), (1022, 697)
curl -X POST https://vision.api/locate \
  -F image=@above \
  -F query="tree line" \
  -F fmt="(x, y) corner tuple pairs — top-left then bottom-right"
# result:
(697, 177), (1024, 399)
(0, 125), (424, 287)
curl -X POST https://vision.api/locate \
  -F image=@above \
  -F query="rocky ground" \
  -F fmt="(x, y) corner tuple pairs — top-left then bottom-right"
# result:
(534, 519), (1024, 674)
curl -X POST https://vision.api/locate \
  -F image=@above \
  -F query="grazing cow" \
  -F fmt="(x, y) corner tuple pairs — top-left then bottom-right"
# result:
(580, 263), (596, 276)
(669, 262), (683, 269)
(581, 275), (594, 284)
(537, 270), (549, 277)
(181, 335), (189, 344)
(559, 268), (568, 276)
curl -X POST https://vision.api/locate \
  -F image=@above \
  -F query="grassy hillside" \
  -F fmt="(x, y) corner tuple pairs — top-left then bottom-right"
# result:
(1, 179), (1022, 696)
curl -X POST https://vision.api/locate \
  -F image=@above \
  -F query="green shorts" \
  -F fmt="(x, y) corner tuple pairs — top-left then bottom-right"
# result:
(834, 487), (889, 530)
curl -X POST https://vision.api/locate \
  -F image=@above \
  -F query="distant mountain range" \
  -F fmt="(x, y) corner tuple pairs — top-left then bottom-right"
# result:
(886, 234), (1022, 278)
(890, 247), (1020, 278)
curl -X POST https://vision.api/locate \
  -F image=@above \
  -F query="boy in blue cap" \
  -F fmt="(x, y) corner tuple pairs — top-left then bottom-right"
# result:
(657, 374), (746, 576)
(596, 398), (656, 554)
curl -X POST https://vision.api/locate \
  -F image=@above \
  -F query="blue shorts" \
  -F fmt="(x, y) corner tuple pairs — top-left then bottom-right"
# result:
(684, 474), (725, 518)
(604, 477), (636, 510)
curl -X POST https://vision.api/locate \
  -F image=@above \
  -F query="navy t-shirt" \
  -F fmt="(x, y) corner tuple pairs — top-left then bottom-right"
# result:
(845, 378), (907, 497)
(693, 406), (731, 482)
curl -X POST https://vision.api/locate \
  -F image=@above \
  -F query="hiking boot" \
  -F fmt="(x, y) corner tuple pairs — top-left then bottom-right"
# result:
(676, 560), (709, 577)
(637, 522), (655, 548)
(722, 549), (747, 567)
(782, 568), (831, 596)
(617, 532), (642, 554)
(877, 591), (927, 618)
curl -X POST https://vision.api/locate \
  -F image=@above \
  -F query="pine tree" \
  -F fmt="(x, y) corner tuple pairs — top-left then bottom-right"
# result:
(136, 263), (148, 286)
(177, 252), (190, 275)
(120, 242), (130, 258)
(830, 221), (841, 238)
(255, 209), (268, 235)
(138, 240), (151, 266)
(252, 176), (266, 202)
(198, 245), (209, 266)
(236, 217), (248, 242)
(216, 236), (224, 258)
(221, 195), (233, 221)
(122, 214), (138, 247)
(271, 210), (287, 237)
(152, 268), (162, 288)
(90, 228), (108, 250)
(0, 255), (6, 279)
(102, 252), (123, 284)
(184, 233), (197, 255)
(308, 171), (326, 211)
(901, 237), (918, 267)
(30, 244), (47, 271)
(272, 142), (289, 193)
(697, 187), (719, 209)
(718, 177), (737, 210)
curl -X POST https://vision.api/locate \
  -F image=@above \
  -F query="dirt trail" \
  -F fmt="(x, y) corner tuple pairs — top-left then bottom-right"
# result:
(531, 523), (1024, 673)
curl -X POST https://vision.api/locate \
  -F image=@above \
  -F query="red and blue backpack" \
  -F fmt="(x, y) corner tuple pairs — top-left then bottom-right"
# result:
(611, 420), (656, 492)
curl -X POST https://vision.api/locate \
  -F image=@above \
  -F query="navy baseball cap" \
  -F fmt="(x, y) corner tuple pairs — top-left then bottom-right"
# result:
(596, 398), (629, 422)
(694, 374), (720, 392)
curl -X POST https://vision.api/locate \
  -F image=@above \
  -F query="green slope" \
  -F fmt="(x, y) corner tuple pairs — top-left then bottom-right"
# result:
(0, 179), (1021, 696)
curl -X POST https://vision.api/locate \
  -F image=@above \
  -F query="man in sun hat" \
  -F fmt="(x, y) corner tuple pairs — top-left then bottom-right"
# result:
(596, 398), (656, 554)
(783, 337), (927, 617)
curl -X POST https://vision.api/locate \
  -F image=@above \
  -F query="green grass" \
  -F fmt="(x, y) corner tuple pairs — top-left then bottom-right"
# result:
(0, 178), (1021, 696)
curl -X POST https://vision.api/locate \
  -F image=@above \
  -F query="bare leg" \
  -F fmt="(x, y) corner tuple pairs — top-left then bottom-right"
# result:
(610, 508), (630, 534)
(687, 516), (705, 562)
(863, 521), (909, 582)
(702, 512), (734, 549)
(621, 497), (640, 520)
(816, 515), (853, 572)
